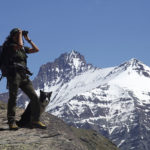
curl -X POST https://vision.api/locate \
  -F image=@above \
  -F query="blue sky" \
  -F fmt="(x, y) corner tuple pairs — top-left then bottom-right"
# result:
(0, 0), (150, 92)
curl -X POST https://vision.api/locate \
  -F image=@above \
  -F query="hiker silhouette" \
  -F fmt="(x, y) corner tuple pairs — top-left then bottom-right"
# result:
(2, 28), (46, 130)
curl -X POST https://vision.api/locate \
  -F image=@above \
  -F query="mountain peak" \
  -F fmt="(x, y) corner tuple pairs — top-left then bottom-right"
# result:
(66, 50), (84, 61)
(56, 50), (85, 64)
(54, 50), (93, 72)
(105, 58), (150, 79)
(66, 50), (86, 69)
(33, 50), (93, 88)
(128, 58), (139, 64)
(117, 58), (144, 70)
(68, 50), (79, 57)
(126, 58), (141, 67)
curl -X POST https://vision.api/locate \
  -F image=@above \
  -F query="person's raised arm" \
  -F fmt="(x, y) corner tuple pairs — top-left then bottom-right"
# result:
(24, 34), (39, 53)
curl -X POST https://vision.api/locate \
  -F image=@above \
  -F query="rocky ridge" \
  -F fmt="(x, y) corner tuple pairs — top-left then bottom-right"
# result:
(0, 101), (119, 150)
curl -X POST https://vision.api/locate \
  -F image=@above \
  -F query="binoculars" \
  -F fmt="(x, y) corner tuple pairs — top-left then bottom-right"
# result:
(22, 30), (28, 36)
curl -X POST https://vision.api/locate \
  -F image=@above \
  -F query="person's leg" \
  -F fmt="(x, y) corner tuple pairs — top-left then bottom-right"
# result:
(7, 73), (21, 129)
(20, 78), (40, 122)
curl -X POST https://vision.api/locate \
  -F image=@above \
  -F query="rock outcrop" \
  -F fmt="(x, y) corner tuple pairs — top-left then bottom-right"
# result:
(0, 101), (119, 150)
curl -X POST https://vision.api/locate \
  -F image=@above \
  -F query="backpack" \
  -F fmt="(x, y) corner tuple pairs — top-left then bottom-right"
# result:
(0, 44), (31, 80)
(0, 45), (8, 79)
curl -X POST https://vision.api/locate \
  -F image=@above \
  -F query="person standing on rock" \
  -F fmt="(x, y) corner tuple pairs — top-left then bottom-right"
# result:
(2, 28), (46, 130)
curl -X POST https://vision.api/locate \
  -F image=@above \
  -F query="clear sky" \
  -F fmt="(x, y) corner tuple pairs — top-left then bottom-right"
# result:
(0, 0), (150, 92)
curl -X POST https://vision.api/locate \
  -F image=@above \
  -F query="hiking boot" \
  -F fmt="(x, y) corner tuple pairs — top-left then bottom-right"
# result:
(32, 121), (47, 129)
(9, 122), (19, 130)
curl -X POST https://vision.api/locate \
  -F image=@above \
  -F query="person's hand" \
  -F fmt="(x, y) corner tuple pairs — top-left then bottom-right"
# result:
(23, 34), (30, 42)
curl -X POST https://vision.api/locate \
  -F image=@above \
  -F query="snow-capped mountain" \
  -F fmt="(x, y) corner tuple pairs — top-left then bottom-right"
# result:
(1, 50), (150, 150)
(33, 50), (93, 88)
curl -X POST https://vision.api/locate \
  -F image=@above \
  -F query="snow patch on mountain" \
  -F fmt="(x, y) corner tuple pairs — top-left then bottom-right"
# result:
(45, 67), (114, 111)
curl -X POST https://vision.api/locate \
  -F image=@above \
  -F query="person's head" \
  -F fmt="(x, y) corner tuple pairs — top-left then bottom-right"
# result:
(3, 28), (24, 46)
(10, 28), (20, 42)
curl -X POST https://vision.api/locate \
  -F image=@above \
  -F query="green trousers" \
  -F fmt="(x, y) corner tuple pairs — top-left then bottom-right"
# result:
(7, 72), (40, 124)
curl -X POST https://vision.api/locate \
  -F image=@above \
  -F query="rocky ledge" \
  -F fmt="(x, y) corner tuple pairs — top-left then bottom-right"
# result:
(0, 101), (119, 150)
